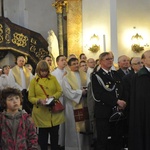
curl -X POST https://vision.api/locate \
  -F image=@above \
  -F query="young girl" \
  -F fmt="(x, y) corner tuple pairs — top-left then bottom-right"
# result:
(0, 87), (38, 150)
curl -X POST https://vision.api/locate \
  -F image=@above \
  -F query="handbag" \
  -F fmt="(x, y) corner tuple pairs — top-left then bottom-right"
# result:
(51, 100), (65, 113)
(109, 106), (125, 122)
(38, 84), (64, 113)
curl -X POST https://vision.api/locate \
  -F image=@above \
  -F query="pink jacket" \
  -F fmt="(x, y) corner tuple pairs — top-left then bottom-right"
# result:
(0, 110), (38, 150)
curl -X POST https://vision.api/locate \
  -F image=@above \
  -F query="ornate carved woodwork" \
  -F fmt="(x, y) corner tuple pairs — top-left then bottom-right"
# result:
(0, 17), (49, 66)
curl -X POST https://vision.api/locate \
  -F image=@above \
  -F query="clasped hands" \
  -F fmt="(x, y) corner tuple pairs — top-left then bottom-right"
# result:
(117, 99), (126, 110)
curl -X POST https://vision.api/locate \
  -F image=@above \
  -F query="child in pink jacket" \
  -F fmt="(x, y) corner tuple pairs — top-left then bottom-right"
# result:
(0, 87), (38, 150)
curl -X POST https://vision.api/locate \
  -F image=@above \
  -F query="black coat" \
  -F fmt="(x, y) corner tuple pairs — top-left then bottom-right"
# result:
(117, 68), (126, 78)
(122, 71), (135, 104)
(91, 68), (123, 119)
(117, 68), (133, 79)
(129, 67), (150, 150)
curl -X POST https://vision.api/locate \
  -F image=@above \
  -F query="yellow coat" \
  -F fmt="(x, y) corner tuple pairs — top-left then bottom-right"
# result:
(28, 74), (65, 128)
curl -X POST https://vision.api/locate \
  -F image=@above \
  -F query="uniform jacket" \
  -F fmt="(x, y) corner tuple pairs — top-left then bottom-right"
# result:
(0, 110), (38, 150)
(91, 68), (123, 118)
(28, 74), (65, 128)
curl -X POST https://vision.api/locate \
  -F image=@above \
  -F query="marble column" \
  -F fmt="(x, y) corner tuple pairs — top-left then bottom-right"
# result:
(53, 1), (68, 55)
(57, 12), (64, 55)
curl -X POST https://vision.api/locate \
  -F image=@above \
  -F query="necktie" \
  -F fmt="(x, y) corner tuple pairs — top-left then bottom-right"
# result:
(108, 71), (112, 78)
(125, 70), (129, 75)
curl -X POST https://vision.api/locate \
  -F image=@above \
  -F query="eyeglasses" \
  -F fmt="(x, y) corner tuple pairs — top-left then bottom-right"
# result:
(103, 58), (114, 61)
(132, 62), (142, 65)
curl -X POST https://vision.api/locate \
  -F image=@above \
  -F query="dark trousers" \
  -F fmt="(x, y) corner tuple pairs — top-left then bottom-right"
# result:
(96, 118), (123, 150)
(38, 125), (59, 150)
(96, 118), (110, 150)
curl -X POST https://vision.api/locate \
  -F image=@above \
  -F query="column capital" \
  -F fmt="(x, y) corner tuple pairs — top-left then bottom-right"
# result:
(52, 0), (68, 13)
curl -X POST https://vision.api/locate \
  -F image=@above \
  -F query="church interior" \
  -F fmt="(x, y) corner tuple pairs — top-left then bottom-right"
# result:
(0, 0), (150, 68)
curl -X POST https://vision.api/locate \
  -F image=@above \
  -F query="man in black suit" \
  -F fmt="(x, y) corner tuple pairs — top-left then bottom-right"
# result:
(117, 55), (130, 78)
(91, 52), (126, 150)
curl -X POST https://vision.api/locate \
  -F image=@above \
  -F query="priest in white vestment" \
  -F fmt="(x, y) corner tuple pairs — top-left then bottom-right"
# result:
(51, 55), (67, 147)
(62, 58), (90, 150)
(8, 56), (33, 91)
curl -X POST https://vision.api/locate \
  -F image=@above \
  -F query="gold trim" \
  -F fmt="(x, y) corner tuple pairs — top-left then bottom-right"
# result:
(0, 47), (38, 63)
(0, 47), (29, 56)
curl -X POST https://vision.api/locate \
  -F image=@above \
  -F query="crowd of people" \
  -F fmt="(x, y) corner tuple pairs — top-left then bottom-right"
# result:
(0, 50), (150, 150)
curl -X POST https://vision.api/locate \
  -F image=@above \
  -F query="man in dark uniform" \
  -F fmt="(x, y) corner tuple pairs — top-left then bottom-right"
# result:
(91, 52), (126, 150)
(129, 50), (150, 150)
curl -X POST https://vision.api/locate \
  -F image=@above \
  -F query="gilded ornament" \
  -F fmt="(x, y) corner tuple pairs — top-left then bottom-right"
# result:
(0, 24), (3, 43)
(30, 38), (37, 52)
(131, 44), (144, 53)
(30, 45), (36, 52)
(5, 27), (11, 44)
(12, 32), (28, 47)
(31, 38), (37, 45)
(35, 48), (49, 60)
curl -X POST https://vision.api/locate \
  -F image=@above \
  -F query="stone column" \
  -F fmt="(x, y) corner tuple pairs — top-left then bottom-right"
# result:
(67, 0), (82, 57)
(53, 1), (68, 55)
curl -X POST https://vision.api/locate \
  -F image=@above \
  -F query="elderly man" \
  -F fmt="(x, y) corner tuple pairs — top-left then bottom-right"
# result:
(8, 55), (33, 91)
(8, 55), (33, 113)
(129, 50), (150, 150)
(91, 52), (126, 150)
(117, 55), (130, 78)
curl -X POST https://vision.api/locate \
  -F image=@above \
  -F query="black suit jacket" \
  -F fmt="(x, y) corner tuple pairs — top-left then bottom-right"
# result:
(122, 71), (135, 103)
(117, 68), (133, 79)
(117, 68), (126, 79)
(91, 68), (123, 119)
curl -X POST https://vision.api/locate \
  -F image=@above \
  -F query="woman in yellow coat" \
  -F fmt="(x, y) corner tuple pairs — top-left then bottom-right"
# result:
(28, 60), (65, 150)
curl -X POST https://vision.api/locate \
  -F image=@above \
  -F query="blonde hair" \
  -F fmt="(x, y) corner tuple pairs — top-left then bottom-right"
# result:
(36, 60), (50, 77)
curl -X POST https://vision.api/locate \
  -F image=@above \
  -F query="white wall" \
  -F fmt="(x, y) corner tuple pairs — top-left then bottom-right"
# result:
(82, 0), (110, 60)
(82, 0), (150, 62)
(117, 0), (150, 58)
